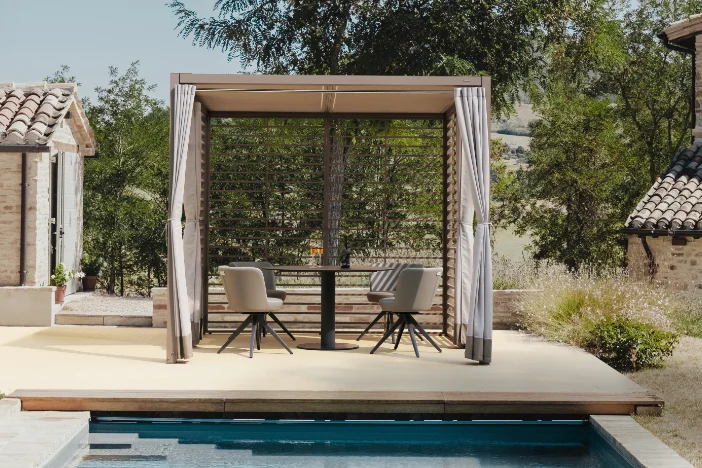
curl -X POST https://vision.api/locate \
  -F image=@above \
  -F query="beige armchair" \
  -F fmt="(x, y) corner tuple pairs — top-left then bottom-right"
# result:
(229, 261), (295, 341)
(370, 267), (443, 357)
(217, 266), (293, 358)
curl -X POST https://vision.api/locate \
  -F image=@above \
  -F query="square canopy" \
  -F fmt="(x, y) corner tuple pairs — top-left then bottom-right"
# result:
(173, 74), (489, 116)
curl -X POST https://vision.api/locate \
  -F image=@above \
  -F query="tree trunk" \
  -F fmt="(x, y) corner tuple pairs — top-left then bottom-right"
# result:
(326, 122), (352, 265)
(119, 247), (124, 296)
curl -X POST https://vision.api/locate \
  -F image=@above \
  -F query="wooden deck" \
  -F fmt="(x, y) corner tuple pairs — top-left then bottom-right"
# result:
(10, 389), (663, 419)
(0, 327), (662, 418)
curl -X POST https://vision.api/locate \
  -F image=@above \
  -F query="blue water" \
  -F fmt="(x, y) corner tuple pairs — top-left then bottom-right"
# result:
(69, 419), (633, 468)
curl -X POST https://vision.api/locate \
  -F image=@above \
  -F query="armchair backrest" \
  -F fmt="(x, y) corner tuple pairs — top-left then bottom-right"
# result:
(393, 268), (442, 312)
(219, 266), (270, 312)
(229, 261), (276, 291)
(370, 263), (423, 292)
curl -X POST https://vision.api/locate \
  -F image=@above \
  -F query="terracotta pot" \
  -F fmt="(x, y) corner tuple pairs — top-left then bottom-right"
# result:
(55, 285), (66, 304)
(82, 276), (98, 292)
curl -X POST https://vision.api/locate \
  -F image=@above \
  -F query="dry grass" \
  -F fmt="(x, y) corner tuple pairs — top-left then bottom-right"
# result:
(630, 336), (702, 467)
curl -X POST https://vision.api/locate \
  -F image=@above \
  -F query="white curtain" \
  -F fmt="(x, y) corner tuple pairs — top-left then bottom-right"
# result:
(454, 87), (493, 364)
(167, 84), (196, 363)
(184, 101), (202, 343)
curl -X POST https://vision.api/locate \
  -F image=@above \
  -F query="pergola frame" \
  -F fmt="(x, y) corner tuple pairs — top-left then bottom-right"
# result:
(168, 73), (492, 361)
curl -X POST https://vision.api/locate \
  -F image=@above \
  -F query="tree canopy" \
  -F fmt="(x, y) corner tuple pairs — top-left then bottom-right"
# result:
(169, 0), (606, 117)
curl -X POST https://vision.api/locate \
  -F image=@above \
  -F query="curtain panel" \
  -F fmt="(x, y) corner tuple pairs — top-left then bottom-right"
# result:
(184, 101), (203, 343)
(167, 84), (196, 363)
(454, 87), (493, 364)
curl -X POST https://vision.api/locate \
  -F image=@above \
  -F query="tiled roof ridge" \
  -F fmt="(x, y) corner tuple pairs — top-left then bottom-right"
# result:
(0, 82), (77, 146)
(625, 141), (702, 231)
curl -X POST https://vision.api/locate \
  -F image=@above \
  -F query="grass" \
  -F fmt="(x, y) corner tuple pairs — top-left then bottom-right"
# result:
(630, 336), (702, 467)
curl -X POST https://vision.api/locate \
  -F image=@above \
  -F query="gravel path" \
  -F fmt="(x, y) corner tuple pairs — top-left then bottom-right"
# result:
(61, 292), (152, 316)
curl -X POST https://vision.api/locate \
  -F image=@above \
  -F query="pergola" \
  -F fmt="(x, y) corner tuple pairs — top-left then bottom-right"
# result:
(166, 74), (493, 365)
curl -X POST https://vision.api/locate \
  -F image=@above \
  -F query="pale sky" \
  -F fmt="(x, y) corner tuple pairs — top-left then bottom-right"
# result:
(0, 0), (242, 103)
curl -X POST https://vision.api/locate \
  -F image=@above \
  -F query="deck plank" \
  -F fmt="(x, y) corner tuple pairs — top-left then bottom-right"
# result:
(10, 389), (663, 417)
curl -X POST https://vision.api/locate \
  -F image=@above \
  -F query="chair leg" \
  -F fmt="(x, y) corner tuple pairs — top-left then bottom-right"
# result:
(370, 318), (403, 354)
(409, 315), (442, 353)
(356, 311), (386, 341)
(249, 321), (257, 358)
(407, 323), (420, 358)
(262, 319), (293, 354)
(393, 319), (406, 350)
(255, 317), (262, 350)
(268, 313), (296, 341)
(217, 315), (253, 354)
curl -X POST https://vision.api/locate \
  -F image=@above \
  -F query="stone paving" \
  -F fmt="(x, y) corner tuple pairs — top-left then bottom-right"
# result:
(55, 292), (152, 327)
(0, 398), (88, 467)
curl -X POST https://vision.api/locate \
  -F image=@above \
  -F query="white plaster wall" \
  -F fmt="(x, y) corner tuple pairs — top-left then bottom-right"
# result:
(0, 286), (55, 326)
(52, 120), (84, 295)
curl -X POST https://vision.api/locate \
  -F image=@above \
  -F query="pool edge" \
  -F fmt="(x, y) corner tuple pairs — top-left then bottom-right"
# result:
(589, 415), (692, 468)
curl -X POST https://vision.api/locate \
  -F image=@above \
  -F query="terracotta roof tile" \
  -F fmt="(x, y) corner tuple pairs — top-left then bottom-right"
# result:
(626, 142), (702, 231)
(0, 82), (76, 147)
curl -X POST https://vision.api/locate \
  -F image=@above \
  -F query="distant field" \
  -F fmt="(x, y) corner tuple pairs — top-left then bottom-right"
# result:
(493, 227), (532, 263)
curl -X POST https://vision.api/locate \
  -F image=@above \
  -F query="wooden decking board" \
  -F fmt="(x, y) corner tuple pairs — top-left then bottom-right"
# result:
(10, 389), (663, 416)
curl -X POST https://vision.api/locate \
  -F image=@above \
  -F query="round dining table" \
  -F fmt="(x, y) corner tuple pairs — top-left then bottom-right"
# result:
(262, 265), (393, 351)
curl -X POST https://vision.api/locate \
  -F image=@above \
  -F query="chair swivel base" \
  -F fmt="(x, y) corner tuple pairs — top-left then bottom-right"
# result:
(370, 312), (441, 358)
(217, 312), (293, 358)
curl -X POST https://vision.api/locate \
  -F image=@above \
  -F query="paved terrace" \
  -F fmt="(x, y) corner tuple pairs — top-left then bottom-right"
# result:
(0, 328), (661, 417)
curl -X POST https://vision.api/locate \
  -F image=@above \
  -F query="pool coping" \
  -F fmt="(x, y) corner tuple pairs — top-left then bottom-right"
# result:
(590, 415), (693, 468)
(10, 389), (664, 419)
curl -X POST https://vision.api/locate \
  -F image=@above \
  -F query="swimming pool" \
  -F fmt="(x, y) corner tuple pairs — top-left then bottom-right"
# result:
(67, 419), (633, 467)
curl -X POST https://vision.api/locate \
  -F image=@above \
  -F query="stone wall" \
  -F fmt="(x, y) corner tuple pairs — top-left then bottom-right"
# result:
(26, 152), (51, 286)
(627, 235), (702, 294)
(493, 290), (527, 330)
(0, 153), (22, 285)
(0, 151), (51, 286)
(152, 287), (529, 331)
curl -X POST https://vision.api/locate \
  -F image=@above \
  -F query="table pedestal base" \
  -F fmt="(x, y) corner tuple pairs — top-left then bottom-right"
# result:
(297, 343), (359, 351)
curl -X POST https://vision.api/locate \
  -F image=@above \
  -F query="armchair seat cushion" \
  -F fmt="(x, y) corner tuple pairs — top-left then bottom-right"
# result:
(266, 289), (287, 301)
(266, 298), (284, 312)
(366, 291), (394, 303)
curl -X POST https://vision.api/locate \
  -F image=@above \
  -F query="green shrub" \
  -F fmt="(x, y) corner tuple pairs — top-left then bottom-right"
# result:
(50, 263), (75, 287)
(81, 255), (102, 277)
(519, 271), (679, 372)
(585, 318), (678, 372)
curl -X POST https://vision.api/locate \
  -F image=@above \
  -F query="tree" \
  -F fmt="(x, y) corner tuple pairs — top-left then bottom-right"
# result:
(45, 65), (80, 86)
(502, 86), (630, 272)
(496, 0), (702, 271)
(83, 62), (169, 295)
(169, 0), (607, 117)
(595, 0), (700, 185)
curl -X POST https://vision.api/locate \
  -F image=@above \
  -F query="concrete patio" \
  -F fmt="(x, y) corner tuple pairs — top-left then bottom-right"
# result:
(1, 327), (661, 418)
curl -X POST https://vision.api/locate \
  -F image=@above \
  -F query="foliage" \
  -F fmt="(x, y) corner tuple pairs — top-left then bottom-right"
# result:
(496, 0), (701, 272)
(519, 270), (680, 371)
(666, 297), (702, 338)
(81, 255), (102, 277)
(586, 317), (678, 371)
(208, 117), (445, 271)
(44, 65), (80, 86)
(594, 0), (701, 185)
(83, 62), (169, 296)
(169, 0), (607, 117)
(497, 88), (630, 272)
(50, 263), (75, 287)
(492, 255), (538, 290)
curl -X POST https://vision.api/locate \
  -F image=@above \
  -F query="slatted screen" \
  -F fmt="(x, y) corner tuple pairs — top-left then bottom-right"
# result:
(205, 116), (449, 334)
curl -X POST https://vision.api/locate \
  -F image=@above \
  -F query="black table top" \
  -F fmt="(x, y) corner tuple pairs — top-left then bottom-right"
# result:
(261, 265), (393, 273)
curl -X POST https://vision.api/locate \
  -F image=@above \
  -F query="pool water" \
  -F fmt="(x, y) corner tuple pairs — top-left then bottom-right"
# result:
(67, 419), (633, 468)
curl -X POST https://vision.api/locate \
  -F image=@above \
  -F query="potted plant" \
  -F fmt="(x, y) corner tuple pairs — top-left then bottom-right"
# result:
(80, 255), (102, 292)
(50, 263), (75, 304)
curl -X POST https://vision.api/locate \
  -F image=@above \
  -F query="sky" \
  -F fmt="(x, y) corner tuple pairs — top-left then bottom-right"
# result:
(0, 0), (242, 102)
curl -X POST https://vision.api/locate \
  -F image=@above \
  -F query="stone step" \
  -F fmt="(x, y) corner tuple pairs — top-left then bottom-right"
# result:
(54, 314), (152, 327)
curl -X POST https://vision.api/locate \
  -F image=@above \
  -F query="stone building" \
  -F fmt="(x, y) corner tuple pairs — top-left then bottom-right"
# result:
(0, 82), (95, 325)
(625, 16), (702, 293)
